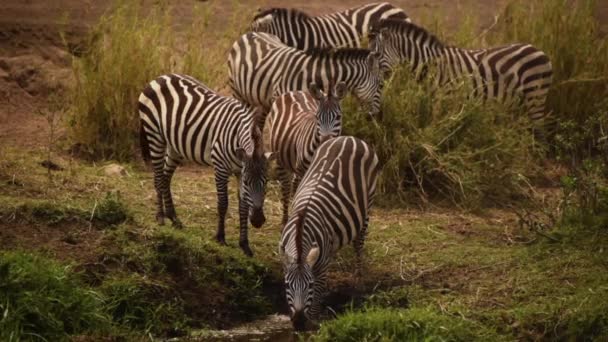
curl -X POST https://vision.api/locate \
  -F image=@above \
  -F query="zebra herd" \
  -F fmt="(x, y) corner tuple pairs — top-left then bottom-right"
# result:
(137, 2), (553, 331)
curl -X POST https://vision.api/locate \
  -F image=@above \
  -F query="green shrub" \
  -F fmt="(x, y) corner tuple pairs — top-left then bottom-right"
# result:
(343, 67), (539, 207)
(559, 158), (608, 230)
(0, 251), (109, 341)
(315, 307), (503, 342)
(93, 192), (130, 226)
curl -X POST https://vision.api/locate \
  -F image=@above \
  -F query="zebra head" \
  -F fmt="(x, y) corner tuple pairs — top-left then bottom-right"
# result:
(351, 49), (384, 118)
(282, 245), (320, 330)
(309, 81), (347, 143)
(369, 27), (397, 76)
(369, 19), (444, 76)
(251, 8), (275, 33)
(236, 124), (275, 228)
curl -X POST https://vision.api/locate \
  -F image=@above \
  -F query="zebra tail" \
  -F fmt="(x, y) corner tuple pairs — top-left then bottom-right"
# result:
(139, 119), (151, 164)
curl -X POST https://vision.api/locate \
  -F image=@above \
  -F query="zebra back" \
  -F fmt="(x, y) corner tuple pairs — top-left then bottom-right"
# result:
(281, 136), (380, 264)
(370, 19), (553, 121)
(251, 3), (409, 50)
(228, 32), (384, 120)
(138, 74), (260, 169)
(280, 136), (379, 326)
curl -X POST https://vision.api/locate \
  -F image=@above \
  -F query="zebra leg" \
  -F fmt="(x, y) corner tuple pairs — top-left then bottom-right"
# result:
(236, 173), (254, 257)
(310, 275), (328, 321)
(151, 158), (166, 225)
(277, 166), (292, 226)
(353, 215), (370, 281)
(162, 149), (183, 228)
(292, 174), (302, 194)
(214, 167), (230, 245)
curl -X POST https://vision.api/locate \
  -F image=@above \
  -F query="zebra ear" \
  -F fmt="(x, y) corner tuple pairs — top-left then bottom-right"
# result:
(264, 152), (276, 162)
(334, 82), (347, 100)
(309, 83), (324, 101)
(306, 247), (320, 267)
(367, 51), (381, 74)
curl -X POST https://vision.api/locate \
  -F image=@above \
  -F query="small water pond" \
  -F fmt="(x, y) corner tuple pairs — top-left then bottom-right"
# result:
(187, 314), (312, 342)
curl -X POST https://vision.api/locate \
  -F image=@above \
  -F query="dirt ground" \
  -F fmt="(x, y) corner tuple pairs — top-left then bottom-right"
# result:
(1, 0), (607, 151)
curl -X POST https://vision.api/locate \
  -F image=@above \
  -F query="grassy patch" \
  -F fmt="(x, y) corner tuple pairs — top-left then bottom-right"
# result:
(0, 251), (110, 341)
(0, 194), (129, 227)
(315, 306), (503, 342)
(100, 273), (187, 336)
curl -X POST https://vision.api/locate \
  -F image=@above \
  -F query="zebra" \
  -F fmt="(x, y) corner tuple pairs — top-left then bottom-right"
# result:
(269, 80), (347, 225)
(250, 2), (410, 51)
(369, 19), (553, 121)
(138, 74), (274, 257)
(227, 31), (384, 124)
(279, 136), (380, 330)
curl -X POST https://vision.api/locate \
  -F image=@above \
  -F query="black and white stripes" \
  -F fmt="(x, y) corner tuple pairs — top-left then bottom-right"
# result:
(228, 32), (384, 121)
(370, 19), (553, 121)
(251, 2), (409, 50)
(269, 81), (346, 225)
(279, 136), (380, 330)
(138, 74), (274, 257)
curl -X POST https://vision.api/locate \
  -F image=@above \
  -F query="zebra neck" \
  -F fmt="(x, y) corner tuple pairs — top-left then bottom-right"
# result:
(236, 111), (256, 155)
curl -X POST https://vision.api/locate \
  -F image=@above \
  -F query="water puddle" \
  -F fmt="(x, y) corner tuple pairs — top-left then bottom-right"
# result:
(188, 314), (310, 342)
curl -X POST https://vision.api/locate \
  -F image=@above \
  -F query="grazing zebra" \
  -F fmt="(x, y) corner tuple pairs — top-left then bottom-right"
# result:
(279, 136), (380, 330)
(138, 74), (274, 257)
(369, 19), (553, 121)
(250, 2), (410, 50)
(227, 32), (384, 123)
(269, 81), (347, 225)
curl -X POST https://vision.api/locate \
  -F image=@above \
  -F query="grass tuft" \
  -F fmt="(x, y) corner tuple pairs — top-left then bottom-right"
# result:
(0, 251), (110, 341)
(314, 306), (503, 342)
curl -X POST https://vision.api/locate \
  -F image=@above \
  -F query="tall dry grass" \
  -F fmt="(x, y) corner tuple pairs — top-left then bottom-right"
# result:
(485, 0), (608, 162)
(68, 0), (249, 160)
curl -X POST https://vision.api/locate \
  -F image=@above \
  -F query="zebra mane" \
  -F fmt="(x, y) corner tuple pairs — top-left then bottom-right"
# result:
(294, 210), (307, 263)
(371, 19), (444, 49)
(303, 46), (372, 60)
(253, 7), (311, 22)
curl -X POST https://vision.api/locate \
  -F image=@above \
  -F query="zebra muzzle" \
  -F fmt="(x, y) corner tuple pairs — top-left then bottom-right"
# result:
(249, 208), (266, 228)
(291, 309), (308, 331)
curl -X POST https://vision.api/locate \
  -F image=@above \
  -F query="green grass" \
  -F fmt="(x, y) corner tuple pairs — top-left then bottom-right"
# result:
(315, 306), (504, 342)
(0, 251), (110, 341)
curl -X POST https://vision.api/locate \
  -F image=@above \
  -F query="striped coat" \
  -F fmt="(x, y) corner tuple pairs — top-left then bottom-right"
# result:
(269, 82), (346, 224)
(138, 74), (274, 257)
(251, 2), (409, 50)
(279, 136), (380, 330)
(370, 19), (553, 121)
(228, 32), (384, 122)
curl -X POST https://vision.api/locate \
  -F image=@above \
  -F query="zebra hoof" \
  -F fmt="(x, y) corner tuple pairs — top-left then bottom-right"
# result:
(171, 220), (184, 229)
(215, 235), (227, 245)
(156, 214), (165, 225)
(240, 243), (254, 257)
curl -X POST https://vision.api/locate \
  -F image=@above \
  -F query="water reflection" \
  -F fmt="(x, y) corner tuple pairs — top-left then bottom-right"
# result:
(190, 314), (312, 342)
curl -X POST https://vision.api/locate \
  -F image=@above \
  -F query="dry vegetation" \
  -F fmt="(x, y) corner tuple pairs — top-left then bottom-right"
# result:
(1, 0), (608, 341)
